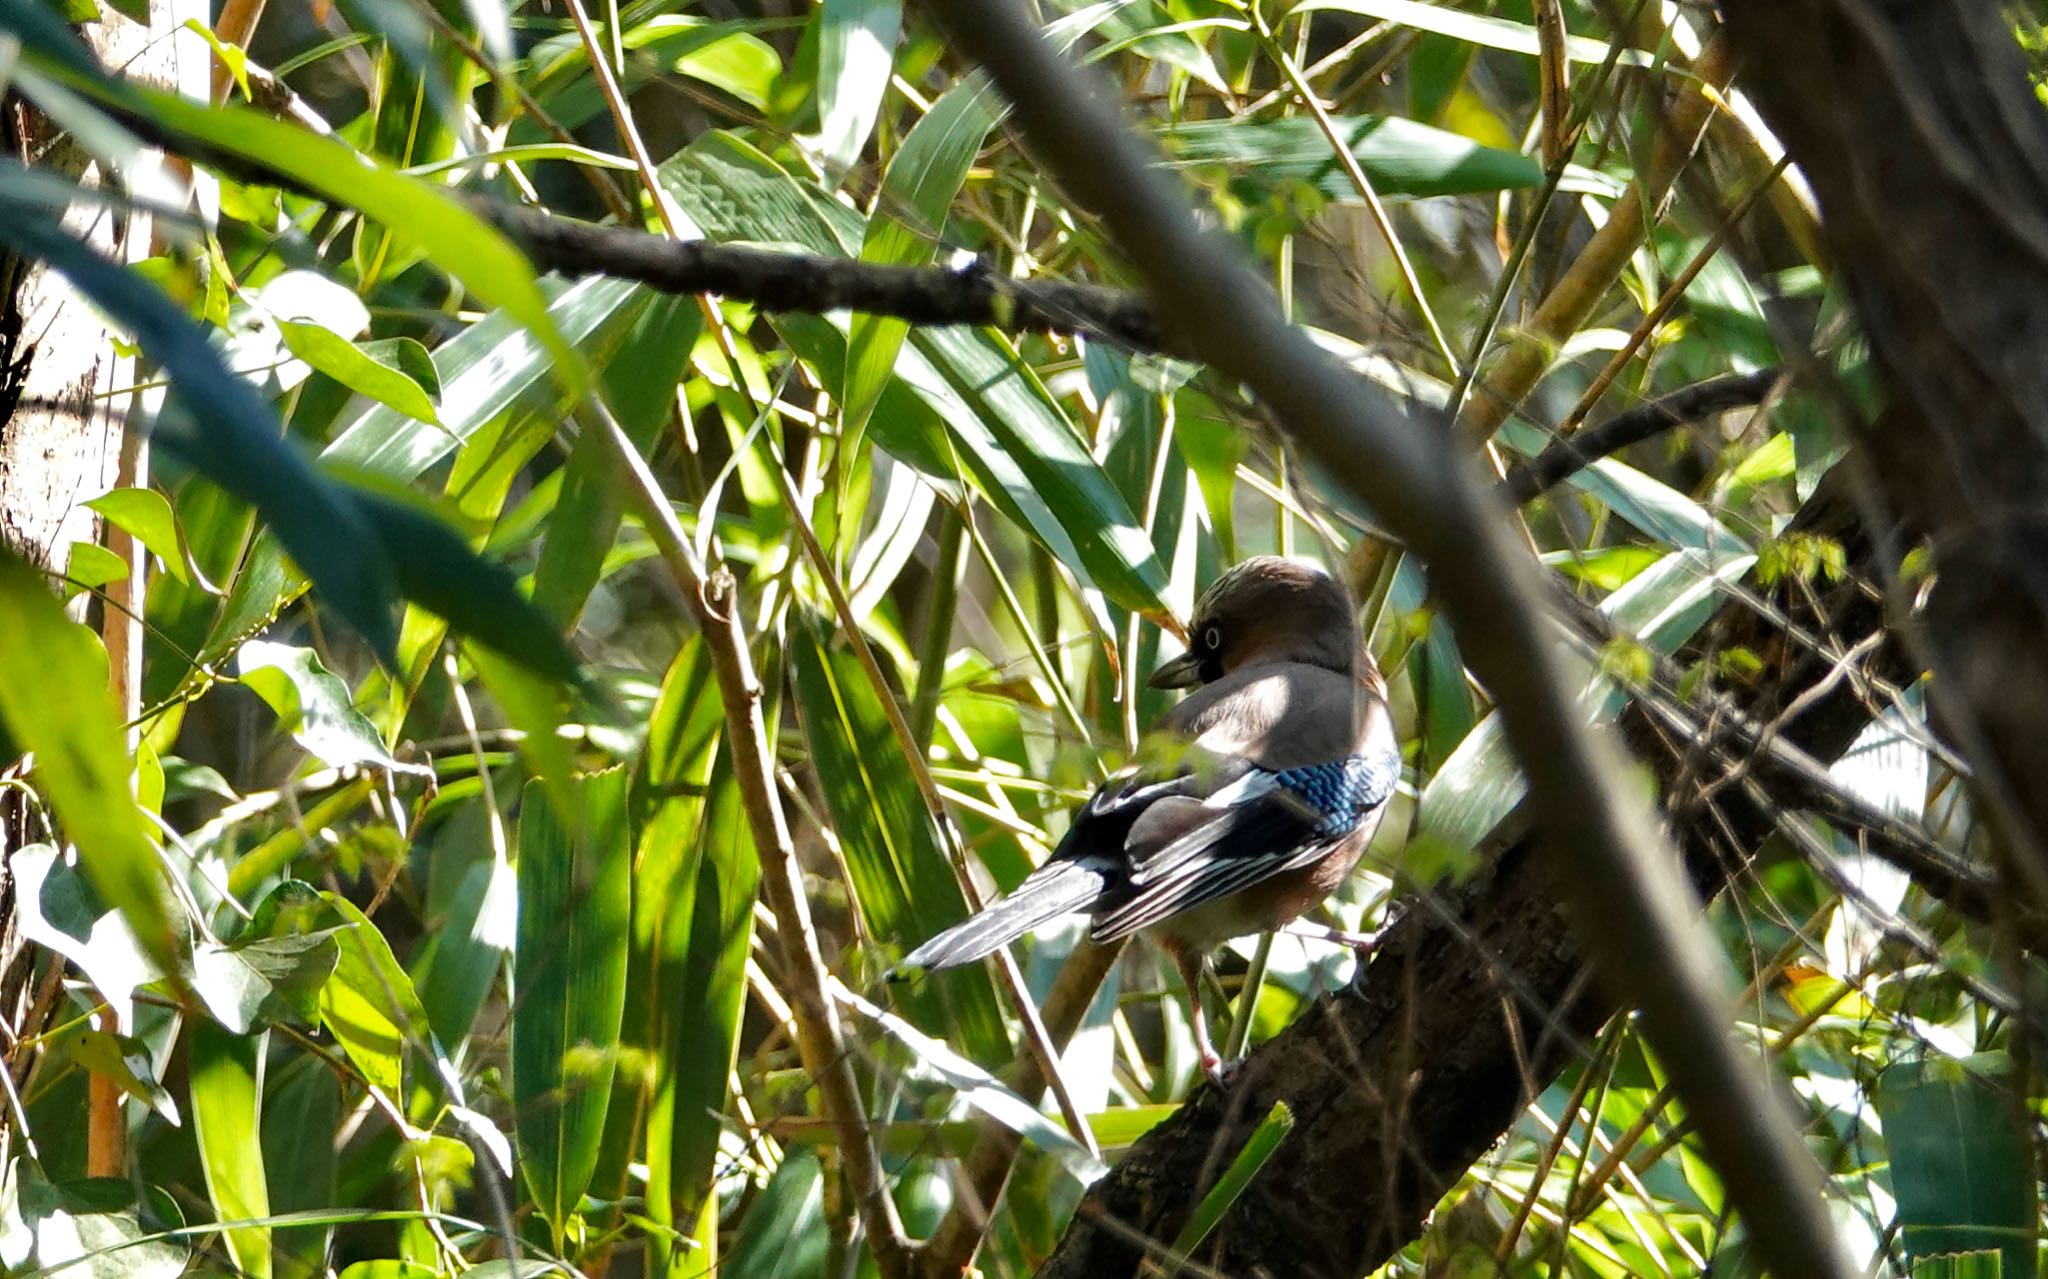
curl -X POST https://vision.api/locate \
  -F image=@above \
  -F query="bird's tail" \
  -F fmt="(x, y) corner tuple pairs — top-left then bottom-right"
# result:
(890, 861), (1108, 978)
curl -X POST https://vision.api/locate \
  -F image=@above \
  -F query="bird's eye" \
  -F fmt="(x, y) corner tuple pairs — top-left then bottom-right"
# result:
(1202, 625), (1223, 652)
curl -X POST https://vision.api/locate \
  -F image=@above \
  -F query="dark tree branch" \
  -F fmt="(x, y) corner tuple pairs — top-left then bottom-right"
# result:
(471, 200), (1176, 354)
(1499, 369), (1786, 503)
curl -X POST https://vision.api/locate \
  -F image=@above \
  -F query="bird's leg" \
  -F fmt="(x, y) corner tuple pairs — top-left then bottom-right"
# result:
(1167, 941), (1228, 1084)
(1282, 918), (1382, 956)
(1281, 918), (1383, 991)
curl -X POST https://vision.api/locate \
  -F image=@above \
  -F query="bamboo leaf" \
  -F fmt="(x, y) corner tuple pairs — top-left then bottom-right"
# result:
(662, 133), (1168, 614)
(1291, 0), (1658, 68)
(188, 1021), (271, 1279)
(811, 0), (900, 177)
(1877, 1055), (2032, 1277)
(790, 620), (1008, 1061)
(512, 769), (632, 1244)
(615, 642), (758, 1270)
(1164, 1101), (1295, 1269)
(1163, 114), (1555, 198)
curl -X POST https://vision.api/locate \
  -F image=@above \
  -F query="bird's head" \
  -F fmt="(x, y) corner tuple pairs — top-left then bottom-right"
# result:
(1148, 555), (1367, 690)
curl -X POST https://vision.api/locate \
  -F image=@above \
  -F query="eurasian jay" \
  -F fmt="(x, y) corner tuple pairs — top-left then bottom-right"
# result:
(894, 555), (1399, 1080)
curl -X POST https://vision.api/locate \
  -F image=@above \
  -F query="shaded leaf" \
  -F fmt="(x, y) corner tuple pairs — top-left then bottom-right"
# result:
(1877, 1055), (2032, 1276)
(512, 769), (631, 1243)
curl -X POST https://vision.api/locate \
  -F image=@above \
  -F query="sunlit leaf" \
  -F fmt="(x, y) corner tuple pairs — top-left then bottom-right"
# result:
(0, 552), (179, 975)
(188, 1021), (270, 1278)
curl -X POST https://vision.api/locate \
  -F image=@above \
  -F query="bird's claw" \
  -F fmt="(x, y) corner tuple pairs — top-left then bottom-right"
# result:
(1201, 1054), (1243, 1087)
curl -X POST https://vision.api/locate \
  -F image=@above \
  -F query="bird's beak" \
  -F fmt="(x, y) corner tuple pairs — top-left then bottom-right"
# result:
(1148, 650), (1204, 690)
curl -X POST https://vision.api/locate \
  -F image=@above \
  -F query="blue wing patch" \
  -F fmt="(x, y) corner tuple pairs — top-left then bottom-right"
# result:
(1269, 754), (1399, 836)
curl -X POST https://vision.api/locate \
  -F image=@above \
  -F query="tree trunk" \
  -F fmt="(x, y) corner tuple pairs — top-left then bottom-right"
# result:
(1717, 0), (2048, 916)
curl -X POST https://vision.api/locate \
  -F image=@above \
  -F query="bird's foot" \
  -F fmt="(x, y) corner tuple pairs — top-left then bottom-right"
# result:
(1201, 1053), (1243, 1088)
(1345, 929), (1384, 989)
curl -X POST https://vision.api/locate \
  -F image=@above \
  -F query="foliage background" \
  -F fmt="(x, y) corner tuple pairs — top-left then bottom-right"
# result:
(0, 0), (2037, 1276)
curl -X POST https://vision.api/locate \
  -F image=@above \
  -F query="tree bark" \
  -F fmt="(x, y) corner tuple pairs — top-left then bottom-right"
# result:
(1715, 0), (2048, 914)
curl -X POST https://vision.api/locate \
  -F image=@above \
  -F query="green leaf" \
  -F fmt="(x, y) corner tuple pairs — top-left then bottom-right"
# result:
(83, 487), (190, 586)
(661, 134), (1169, 615)
(1911, 1252), (2005, 1279)
(1291, 0), (1659, 68)
(1877, 1055), (2033, 1277)
(468, 646), (578, 818)
(513, 769), (632, 1244)
(720, 1147), (825, 1279)
(412, 849), (515, 1049)
(789, 622), (1008, 1058)
(844, 67), (1002, 433)
(10, 845), (162, 1034)
(0, 192), (401, 660)
(532, 295), (702, 624)
(619, 642), (757, 1264)
(278, 321), (440, 424)
(237, 640), (421, 774)
(1166, 1101), (1295, 1266)
(837, 985), (1103, 1178)
(60, 541), (125, 596)
(125, 88), (584, 393)
(345, 486), (582, 684)
(318, 893), (433, 1096)
(188, 1021), (270, 1279)
(0, 552), (180, 976)
(811, 0), (900, 176)
(189, 931), (338, 1033)
(1421, 548), (1756, 852)
(56, 1026), (180, 1125)
(1, 1160), (187, 1279)
(260, 1054), (340, 1278)
(1163, 114), (1554, 200)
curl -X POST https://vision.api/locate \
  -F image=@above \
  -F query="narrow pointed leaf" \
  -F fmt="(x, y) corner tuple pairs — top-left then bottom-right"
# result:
(512, 769), (631, 1242)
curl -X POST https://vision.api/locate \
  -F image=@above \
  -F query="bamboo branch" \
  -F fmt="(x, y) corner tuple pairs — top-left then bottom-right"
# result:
(581, 396), (914, 1274)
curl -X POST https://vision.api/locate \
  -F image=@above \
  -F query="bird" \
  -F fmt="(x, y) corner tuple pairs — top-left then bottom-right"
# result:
(892, 555), (1400, 1081)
